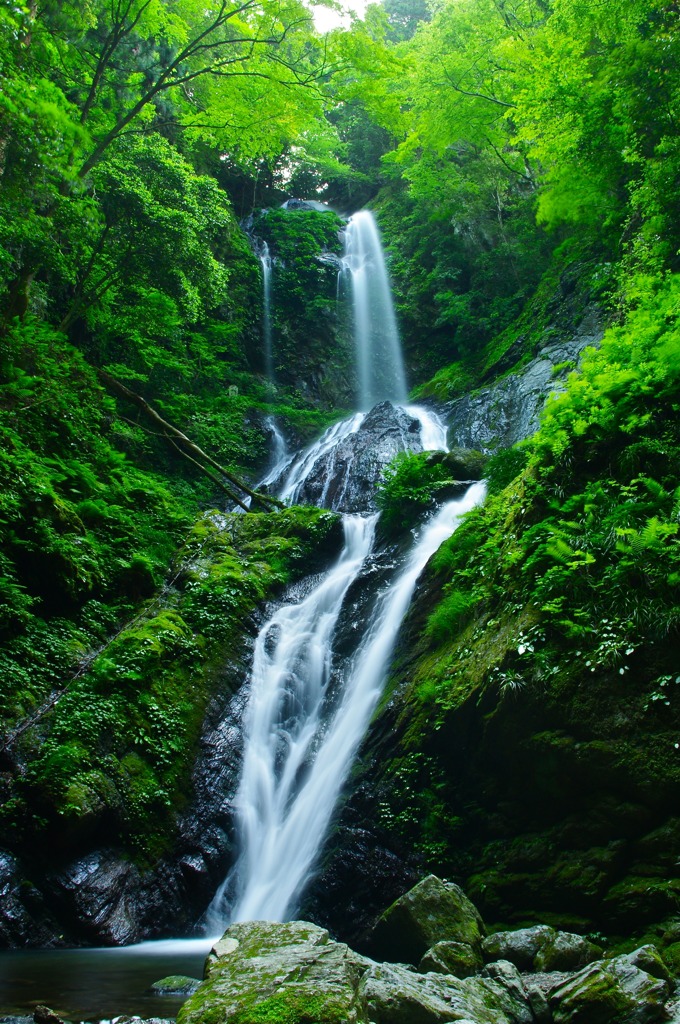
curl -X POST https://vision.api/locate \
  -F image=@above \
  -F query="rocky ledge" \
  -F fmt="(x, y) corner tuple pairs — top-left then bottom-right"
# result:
(178, 875), (680, 1024)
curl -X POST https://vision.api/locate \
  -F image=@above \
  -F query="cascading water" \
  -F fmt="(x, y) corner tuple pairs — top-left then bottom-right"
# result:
(206, 208), (485, 933)
(207, 515), (377, 928)
(277, 412), (365, 507)
(260, 242), (274, 386)
(341, 211), (408, 410)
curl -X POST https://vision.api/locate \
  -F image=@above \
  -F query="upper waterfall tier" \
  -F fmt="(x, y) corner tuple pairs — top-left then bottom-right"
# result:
(264, 402), (448, 514)
(341, 211), (408, 410)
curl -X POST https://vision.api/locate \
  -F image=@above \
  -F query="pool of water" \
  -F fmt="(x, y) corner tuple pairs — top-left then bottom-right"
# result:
(0, 938), (214, 1021)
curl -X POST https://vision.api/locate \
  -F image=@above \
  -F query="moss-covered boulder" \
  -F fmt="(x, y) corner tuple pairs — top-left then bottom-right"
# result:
(439, 447), (488, 480)
(150, 975), (201, 996)
(419, 940), (483, 978)
(534, 931), (603, 972)
(178, 920), (370, 1024)
(359, 958), (535, 1024)
(367, 875), (485, 965)
(549, 946), (671, 1024)
(482, 925), (602, 973)
(482, 926), (555, 971)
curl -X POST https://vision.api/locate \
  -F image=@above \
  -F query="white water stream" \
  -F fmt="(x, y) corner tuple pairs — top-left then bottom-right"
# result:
(341, 211), (408, 410)
(207, 515), (377, 927)
(208, 479), (486, 928)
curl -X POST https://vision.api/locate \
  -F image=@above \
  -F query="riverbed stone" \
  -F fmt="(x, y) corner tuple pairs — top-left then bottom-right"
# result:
(359, 958), (534, 1024)
(150, 975), (201, 996)
(32, 1009), (63, 1024)
(368, 875), (485, 965)
(482, 924), (602, 973)
(177, 920), (371, 1024)
(419, 940), (483, 977)
(482, 926), (556, 970)
(534, 930), (603, 972)
(549, 945), (671, 1023)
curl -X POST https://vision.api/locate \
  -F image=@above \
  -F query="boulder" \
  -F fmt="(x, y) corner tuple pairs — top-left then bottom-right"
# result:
(150, 975), (201, 996)
(482, 926), (555, 971)
(359, 958), (534, 1024)
(111, 1018), (174, 1024)
(178, 920), (370, 1024)
(483, 925), (602, 972)
(549, 945), (671, 1024)
(419, 940), (483, 978)
(440, 447), (488, 479)
(368, 875), (485, 965)
(32, 1009), (63, 1024)
(534, 930), (603, 972)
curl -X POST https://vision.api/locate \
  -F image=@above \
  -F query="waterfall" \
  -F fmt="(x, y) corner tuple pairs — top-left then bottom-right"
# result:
(342, 211), (408, 410)
(260, 242), (274, 386)
(207, 482), (486, 930)
(206, 514), (377, 929)
(204, 208), (484, 934)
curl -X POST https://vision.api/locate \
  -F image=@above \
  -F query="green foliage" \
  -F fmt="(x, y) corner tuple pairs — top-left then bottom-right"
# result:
(417, 275), (680, 719)
(1, 506), (340, 859)
(376, 451), (456, 533)
(373, 183), (553, 382)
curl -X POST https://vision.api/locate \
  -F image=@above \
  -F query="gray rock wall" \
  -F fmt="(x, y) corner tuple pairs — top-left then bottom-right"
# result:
(445, 306), (603, 452)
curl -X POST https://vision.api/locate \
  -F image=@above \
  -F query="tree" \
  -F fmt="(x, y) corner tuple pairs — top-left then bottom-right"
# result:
(28, 0), (334, 178)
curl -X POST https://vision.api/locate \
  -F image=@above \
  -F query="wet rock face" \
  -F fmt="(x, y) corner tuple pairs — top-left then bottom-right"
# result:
(287, 402), (423, 513)
(0, 854), (60, 947)
(48, 853), (144, 946)
(445, 307), (604, 452)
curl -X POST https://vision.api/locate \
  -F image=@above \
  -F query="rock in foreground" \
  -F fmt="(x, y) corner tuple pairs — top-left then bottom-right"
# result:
(178, 921), (370, 1024)
(177, 878), (676, 1024)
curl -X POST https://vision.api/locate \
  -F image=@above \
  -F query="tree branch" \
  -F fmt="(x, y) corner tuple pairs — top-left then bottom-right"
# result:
(100, 371), (283, 510)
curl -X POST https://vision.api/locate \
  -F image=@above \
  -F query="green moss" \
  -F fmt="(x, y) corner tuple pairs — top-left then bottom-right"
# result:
(230, 990), (348, 1024)
(1, 504), (341, 863)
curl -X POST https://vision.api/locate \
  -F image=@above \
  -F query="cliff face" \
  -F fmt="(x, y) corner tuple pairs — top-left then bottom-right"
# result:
(445, 304), (604, 452)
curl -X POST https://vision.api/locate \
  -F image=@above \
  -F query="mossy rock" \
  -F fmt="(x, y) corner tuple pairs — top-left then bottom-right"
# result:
(440, 447), (488, 480)
(419, 939), (483, 978)
(549, 946), (671, 1024)
(367, 875), (485, 965)
(178, 920), (370, 1024)
(151, 975), (201, 995)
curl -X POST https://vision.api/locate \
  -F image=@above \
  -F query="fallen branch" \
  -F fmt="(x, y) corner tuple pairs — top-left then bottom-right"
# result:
(100, 371), (282, 510)
(167, 438), (250, 512)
